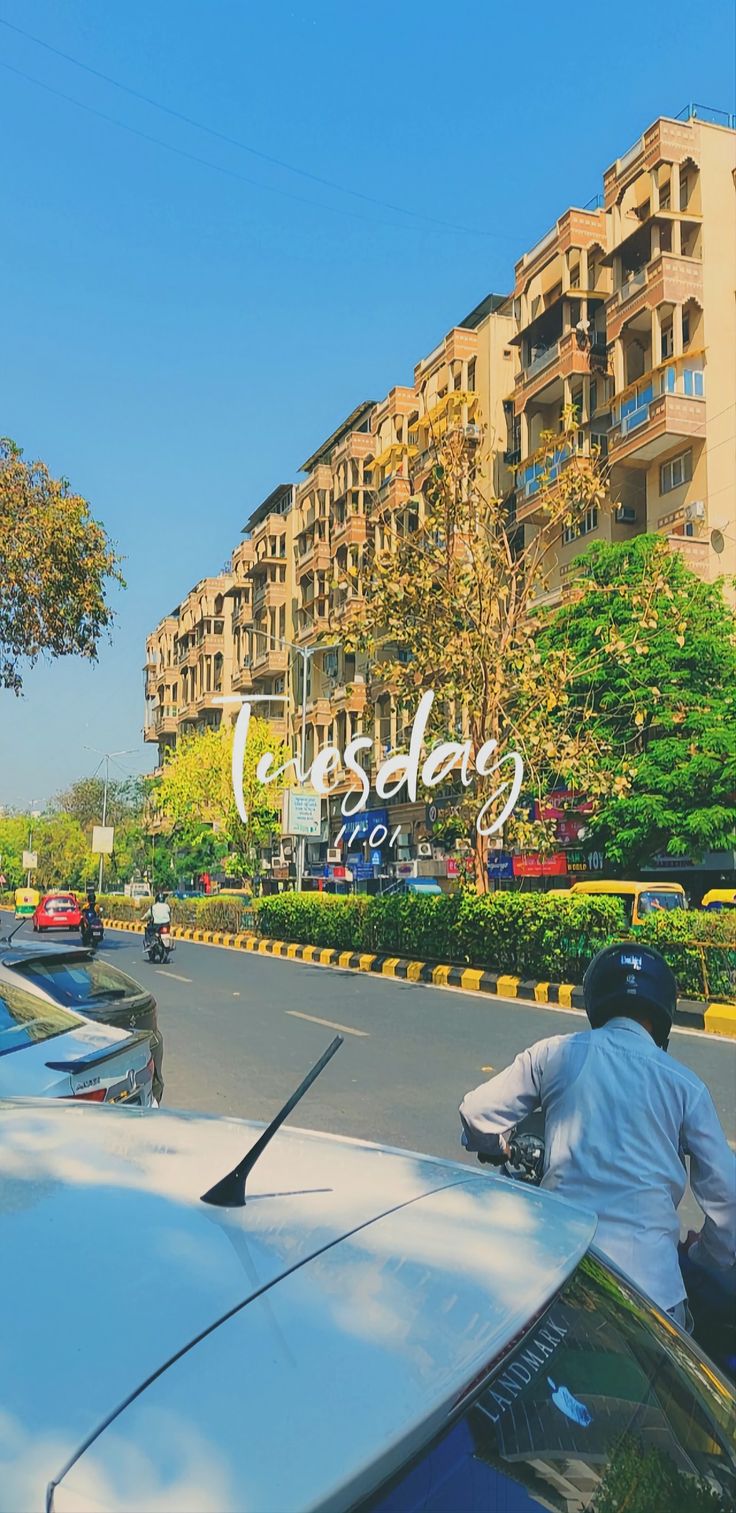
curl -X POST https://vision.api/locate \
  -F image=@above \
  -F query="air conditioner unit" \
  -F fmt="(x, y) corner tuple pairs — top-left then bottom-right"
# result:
(417, 841), (433, 858)
(326, 847), (342, 863)
(684, 500), (705, 523)
(616, 505), (637, 524)
(464, 424), (481, 441)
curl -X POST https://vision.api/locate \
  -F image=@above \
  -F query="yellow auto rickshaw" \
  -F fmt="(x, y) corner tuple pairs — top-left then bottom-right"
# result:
(570, 879), (686, 927)
(701, 887), (736, 912)
(14, 886), (39, 919)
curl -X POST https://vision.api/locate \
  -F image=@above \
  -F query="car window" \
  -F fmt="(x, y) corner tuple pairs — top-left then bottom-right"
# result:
(0, 980), (82, 1057)
(605, 891), (635, 926)
(638, 891), (685, 915)
(358, 1252), (735, 1513)
(12, 957), (145, 1007)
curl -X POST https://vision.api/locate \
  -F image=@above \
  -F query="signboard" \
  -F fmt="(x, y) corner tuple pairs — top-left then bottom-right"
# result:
(446, 858), (460, 877)
(282, 791), (322, 838)
(351, 860), (376, 881)
(513, 853), (568, 878)
(396, 860), (418, 878)
(487, 852), (514, 879)
(91, 826), (115, 855)
(567, 848), (605, 875)
(22, 851), (38, 870)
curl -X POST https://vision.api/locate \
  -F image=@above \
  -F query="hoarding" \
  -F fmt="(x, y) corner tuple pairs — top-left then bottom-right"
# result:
(282, 791), (322, 838)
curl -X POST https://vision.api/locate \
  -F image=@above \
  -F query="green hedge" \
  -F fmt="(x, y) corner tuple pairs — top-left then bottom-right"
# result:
(98, 894), (247, 935)
(255, 891), (625, 982)
(633, 909), (736, 1000)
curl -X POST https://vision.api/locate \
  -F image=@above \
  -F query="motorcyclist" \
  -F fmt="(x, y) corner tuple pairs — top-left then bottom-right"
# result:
(460, 942), (735, 1328)
(144, 892), (172, 944)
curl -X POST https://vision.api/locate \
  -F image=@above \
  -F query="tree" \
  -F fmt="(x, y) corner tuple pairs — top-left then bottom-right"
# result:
(0, 438), (124, 692)
(342, 411), (621, 889)
(153, 719), (289, 878)
(541, 534), (736, 872)
(53, 775), (146, 833)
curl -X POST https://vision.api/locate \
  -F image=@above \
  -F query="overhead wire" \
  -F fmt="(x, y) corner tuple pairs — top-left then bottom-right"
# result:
(0, 15), (508, 241)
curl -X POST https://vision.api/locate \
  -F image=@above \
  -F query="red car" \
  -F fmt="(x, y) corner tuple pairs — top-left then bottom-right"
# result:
(32, 891), (83, 931)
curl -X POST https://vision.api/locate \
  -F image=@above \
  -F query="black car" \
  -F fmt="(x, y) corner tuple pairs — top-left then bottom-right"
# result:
(0, 942), (164, 1102)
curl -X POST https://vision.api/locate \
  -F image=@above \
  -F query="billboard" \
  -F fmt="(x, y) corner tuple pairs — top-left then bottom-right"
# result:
(282, 791), (322, 838)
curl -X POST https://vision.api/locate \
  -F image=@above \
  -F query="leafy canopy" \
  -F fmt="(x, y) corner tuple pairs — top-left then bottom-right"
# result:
(541, 534), (736, 871)
(0, 438), (124, 692)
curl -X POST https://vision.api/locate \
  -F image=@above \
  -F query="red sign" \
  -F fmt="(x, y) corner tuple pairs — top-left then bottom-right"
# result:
(447, 858), (460, 876)
(331, 865), (347, 879)
(513, 853), (568, 877)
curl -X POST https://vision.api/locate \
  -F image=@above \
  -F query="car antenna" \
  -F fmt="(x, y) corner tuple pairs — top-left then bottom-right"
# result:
(0, 920), (26, 946)
(200, 1035), (344, 1208)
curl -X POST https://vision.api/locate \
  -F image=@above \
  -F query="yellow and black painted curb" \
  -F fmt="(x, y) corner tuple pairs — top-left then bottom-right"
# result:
(97, 915), (736, 1039)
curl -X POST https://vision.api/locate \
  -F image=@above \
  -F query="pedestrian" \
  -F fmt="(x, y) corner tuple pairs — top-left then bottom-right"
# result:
(459, 943), (736, 1327)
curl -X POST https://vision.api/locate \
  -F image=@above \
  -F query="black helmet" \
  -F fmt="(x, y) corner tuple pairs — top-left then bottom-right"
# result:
(156, 892), (166, 904)
(583, 943), (677, 1049)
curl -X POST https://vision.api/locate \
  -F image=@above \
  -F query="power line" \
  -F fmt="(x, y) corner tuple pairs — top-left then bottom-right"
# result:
(0, 15), (505, 240)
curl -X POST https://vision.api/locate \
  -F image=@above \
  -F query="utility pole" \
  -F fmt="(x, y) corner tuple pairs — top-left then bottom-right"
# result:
(27, 801), (41, 887)
(83, 747), (137, 894)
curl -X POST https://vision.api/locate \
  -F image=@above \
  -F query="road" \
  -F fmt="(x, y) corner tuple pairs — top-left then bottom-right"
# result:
(92, 927), (735, 1182)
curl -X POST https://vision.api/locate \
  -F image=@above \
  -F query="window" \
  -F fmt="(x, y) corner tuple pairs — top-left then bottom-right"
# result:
(563, 506), (598, 545)
(358, 1251), (736, 1513)
(660, 450), (692, 494)
(13, 957), (144, 1008)
(638, 889), (686, 916)
(0, 979), (83, 1057)
(661, 322), (674, 360)
(467, 358), (476, 391)
(682, 309), (691, 346)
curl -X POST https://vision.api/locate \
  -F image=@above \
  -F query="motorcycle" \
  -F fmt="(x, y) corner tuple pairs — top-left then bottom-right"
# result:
(79, 909), (104, 949)
(474, 1123), (735, 1385)
(143, 921), (174, 965)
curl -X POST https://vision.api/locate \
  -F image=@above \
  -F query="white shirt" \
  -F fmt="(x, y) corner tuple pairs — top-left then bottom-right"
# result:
(150, 901), (171, 925)
(460, 1018), (736, 1312)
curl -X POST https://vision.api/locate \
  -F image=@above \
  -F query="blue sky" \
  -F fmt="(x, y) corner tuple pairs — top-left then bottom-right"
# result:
(1, 0), (734, 808)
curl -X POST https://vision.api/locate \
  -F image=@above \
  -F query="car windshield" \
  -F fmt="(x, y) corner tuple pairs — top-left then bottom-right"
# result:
(638, 891), (686, 915)
(0, 980), (82, 1058)
(12, 956), (144, 1008)
(46, 896), (76, 909)
(361, 1252), (735, 1513)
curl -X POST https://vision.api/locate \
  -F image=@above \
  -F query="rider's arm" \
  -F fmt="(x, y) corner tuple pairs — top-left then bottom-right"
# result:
(682, 1086), (736, 1274)
(460, 1039), (552, 1159)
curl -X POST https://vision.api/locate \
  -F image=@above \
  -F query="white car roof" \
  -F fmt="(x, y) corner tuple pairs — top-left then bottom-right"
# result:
(0, 1101), (595, 1513)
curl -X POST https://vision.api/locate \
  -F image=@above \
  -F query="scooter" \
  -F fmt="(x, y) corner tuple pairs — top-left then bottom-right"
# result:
(79, 909), (104, 949)
(143, 922), (174, 965)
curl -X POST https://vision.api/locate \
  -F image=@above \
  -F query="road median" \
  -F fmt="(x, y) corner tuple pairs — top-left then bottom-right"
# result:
(101, 916), (736, 1039)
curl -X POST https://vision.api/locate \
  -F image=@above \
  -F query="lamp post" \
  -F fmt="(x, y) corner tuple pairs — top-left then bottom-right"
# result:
(237, 627), (341, 892)
(82, 747), (137, 893)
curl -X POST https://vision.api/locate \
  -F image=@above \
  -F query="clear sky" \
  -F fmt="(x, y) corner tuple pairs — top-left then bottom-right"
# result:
(1, 0), (734, 808)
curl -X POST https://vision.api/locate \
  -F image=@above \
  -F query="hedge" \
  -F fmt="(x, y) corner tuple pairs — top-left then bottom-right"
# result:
(97, 894), (247, 935)
(633, 909), (736, 1001)
(254, 891), (626, 983)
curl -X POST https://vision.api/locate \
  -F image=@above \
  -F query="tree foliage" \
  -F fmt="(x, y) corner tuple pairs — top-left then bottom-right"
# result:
(153, 719), (289, 877)
(342, 412), (620, 888)
(541, 535), (736, 871)
(0, 438), (124, 692)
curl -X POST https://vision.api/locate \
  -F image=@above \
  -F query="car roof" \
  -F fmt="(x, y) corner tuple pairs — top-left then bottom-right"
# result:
(1, 1102), (595, 1511)
(0, 939), (92, 967)
(572, 879), (684, 894)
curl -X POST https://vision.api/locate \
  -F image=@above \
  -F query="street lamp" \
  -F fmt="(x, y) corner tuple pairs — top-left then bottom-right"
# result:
(231, 626), (341, 892)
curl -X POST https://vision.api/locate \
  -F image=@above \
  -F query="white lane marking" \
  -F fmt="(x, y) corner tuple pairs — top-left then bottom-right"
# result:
(286, 1010), (368, 1038)
(156, 970), (192, 983)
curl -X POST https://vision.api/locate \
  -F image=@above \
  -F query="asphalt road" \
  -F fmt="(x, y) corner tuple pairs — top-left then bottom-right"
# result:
(91, 926), (736, 1173)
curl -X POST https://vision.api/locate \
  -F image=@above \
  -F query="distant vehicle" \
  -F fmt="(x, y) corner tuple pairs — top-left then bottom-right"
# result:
(124, 881), (152, 902)
(570, 879), (687, 926)
(0, 975), (154, 1106)
(14, 886), (39, 919)
(0, 940), (164, 1102)
(701, 887), (736, 911)
(0, 1071), (733, 1511)
(32, 891), (83, 932)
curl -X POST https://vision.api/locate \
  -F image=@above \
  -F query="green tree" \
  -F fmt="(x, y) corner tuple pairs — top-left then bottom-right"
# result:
(541, 535), (736, 872)
(34, 815), (93, 891)
(153, 719), (289, 878)
(593, 1438), (730, 1512)
(0, 438), (124, 693)
(53, 775), (145, 833)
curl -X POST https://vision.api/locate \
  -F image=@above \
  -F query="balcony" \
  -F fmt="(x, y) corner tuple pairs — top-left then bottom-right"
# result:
(609, 358), (705, 463)
(665, 532), (711, 580)
(330, 680), (367, 714)
(606, 253), (704, 343)
(331, 512), (367, 550)
(376, 474), (412, 509)
(251, 644), (288, 679)
(296, 537), (331, 578)
(252, 576), (287, 613)
(514, 331), (608, 415)
(295, 605), (330, 642)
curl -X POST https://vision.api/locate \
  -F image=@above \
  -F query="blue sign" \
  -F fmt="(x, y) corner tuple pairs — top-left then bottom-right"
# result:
(351, 860), (376, 880)
(487, 852), (514, 879)
(341, 808), (389, 841)
(370, 849), (382, 867)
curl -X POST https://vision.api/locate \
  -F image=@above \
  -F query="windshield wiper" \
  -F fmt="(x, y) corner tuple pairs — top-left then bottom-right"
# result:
(201, 1035), (343, 1208)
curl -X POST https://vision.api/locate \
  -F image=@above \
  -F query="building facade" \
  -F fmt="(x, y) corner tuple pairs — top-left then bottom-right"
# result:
(143, 108), (735, 886)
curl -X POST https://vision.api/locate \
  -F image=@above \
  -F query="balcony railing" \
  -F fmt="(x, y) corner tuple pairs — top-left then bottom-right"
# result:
(614, 360), (705, 434)
(525, 339), (560, 380)
(617, 267), (647, 305)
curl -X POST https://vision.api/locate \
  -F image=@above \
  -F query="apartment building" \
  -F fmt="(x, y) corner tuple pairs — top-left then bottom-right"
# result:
(513, 110), (736, 593)
(143, 105), (734, 884)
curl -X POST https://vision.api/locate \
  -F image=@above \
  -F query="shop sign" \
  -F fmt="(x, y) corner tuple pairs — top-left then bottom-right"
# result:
(282, 790), (322, 837)
(513, 853), (568, 877)
(396, 860), (418, 878)
(567, 848), (605, 875)
(446, 858), (460, 876)
(487, 852), (515, 879)
(351, 860), (376, 880)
